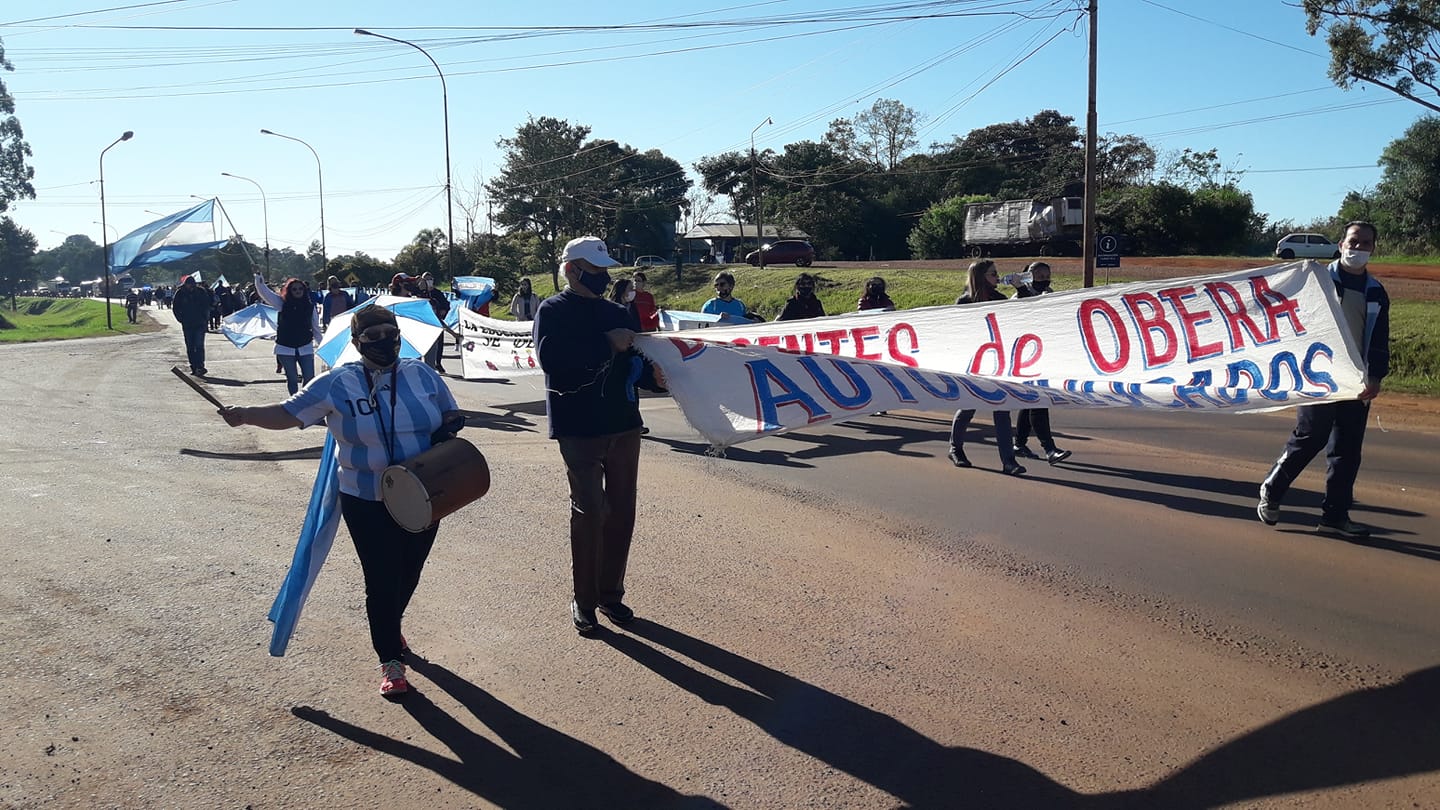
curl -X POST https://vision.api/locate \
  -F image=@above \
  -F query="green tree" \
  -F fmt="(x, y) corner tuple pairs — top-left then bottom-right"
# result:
(908, 194), (992, 259)
(489, 117), (689, 290)
(853, 98), (925, 170)
(0, 41), (35, 215)
(0, 216), (38, 308)
(393, 228), (446, 280)
(1373, 115), (1440, 247)
(935, 110), (1084, 201)
(1096, 133), (1157, 189)
(30, 234), (102, 287)
(1304, 0), (1440, 114)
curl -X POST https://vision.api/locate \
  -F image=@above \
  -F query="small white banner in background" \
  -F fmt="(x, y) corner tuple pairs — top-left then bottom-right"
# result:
(457, 309), (542, 379)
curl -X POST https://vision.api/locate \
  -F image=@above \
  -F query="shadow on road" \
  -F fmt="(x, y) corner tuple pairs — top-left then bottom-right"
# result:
(606, 619), (1088, 808)
(646, 435), (815, 468)
(1039, 460), (1435, 560)
(292, 653), (722, 809)
(608, 621), (1440, 808)
(457, 408), (536, 434)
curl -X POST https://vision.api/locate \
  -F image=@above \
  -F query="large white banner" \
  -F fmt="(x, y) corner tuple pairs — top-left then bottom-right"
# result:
(457, 309), (542, 379)
(634, 262), (1367, 449)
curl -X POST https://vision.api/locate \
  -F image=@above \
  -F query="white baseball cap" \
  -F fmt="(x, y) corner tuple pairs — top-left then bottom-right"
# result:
(559, 236), (620, 269)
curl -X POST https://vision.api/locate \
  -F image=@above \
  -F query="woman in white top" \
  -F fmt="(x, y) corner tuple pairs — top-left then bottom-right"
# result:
(253, 273), (324, 395)
(508, 277), (542, 321)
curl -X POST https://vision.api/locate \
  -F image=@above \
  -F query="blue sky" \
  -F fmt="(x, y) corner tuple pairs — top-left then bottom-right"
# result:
(2, 0), (1427, 260)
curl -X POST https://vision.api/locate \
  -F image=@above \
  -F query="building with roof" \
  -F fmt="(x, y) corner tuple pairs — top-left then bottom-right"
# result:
(680, 223), (809, 263)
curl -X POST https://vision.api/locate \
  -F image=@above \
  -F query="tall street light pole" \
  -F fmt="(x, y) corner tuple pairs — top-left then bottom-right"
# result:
(750, 117), (773, 269)
(221, 171), (270, 276)
(260, 128), (326, 278)
(99, 130), (134, 330)
(1082, 0), (1098, 289)
(355, 28), (455, 279)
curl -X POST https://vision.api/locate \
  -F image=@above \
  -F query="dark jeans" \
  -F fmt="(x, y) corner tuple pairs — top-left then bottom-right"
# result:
(1015, 408), (1058, 452)
(340, 494), (438, 663)
(278, 352), (316, 396)
(180, 321), (207, 372)
(950, 409), (1018, 468)
(1261, 400), (1370, 521)
(557, 429), (642, 610)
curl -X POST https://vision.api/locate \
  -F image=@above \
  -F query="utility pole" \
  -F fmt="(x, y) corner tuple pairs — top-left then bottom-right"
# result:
(1082, 0), (1098, 289)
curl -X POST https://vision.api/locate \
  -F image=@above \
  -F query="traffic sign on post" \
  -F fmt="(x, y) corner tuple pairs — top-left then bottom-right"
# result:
(1097, 234), (1121, 269)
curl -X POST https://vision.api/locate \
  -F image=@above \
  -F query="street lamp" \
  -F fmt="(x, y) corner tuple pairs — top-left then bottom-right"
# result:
(221, 172), (270, 275)
(99, 130), (134, 330)
(260, 128), (326, 276)
(92, 221), (118, 238)
(354, 28), (455, 278)
(751, 116), (773, 269)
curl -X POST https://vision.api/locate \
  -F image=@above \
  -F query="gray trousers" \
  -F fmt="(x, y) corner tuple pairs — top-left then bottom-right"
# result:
(950, 409), (1019, 468)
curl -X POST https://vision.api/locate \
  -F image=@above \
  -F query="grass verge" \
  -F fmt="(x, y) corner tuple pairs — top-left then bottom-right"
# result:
(0, 297), (160, 342)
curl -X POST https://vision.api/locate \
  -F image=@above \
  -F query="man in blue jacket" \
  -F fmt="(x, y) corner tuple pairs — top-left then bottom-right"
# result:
(534, 236), (665, 634)
(1258, 221), (1390, 539)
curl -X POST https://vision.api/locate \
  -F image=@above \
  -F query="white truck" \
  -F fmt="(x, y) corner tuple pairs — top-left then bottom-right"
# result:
(963, 196), (1084, 257)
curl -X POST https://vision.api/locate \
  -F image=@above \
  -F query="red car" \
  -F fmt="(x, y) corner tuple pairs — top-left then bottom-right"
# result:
(746, 240), (814, 267)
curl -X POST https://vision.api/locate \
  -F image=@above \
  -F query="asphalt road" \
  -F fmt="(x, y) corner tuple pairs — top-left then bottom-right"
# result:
(4, 310), (1438, 809)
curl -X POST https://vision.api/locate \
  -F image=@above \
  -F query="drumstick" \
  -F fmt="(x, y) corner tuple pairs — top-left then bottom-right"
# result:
(170, 366), (227, 410)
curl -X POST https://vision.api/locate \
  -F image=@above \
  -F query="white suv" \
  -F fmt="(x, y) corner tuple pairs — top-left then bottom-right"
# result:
(1275, 233), (1341, 260)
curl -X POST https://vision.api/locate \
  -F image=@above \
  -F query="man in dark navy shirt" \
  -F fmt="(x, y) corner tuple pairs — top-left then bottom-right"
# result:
(1258, 221), (1390, 540)
(534, 236), (665, 634)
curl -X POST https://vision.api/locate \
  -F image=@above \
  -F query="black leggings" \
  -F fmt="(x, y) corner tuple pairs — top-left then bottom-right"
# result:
(340, 494), (438, 663)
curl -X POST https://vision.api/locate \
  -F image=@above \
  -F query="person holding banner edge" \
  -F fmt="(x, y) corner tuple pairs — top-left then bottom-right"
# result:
(534, 236), (667, 635)
(1007, 262), (1073, 466)
(1258, 221), (1389, 540)
(218, 305), (464, 697)
(948, 260), (1025, 476)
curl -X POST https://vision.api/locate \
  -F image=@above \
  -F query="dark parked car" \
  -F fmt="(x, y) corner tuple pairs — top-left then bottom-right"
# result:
(745, 240), (814, 267)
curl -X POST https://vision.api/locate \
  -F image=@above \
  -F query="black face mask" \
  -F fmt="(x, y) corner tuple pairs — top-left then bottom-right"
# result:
(579, 270), (611, 297)
(1033, 281), (1052, 293)
(356, 335), (401, 367)
(796, 286), (815, 298)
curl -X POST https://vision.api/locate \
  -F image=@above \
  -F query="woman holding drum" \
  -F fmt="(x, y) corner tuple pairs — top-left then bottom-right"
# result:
(219, 306), (465, 697)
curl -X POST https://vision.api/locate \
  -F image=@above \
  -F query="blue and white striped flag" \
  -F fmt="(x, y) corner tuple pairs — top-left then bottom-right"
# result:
(267, 433), (341, 656)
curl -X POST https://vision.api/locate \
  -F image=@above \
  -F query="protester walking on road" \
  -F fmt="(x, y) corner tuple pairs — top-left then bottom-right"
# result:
(534, 236), (667, 635)
(417, 275), (451, 374)
(608, 277), (645, 332)
(948, 260), (1025, 476)
(321, 276), (354, 330)
(1258, 221), (1390, 539)
(253, 274), (323, 396)
(1008, 262), (1073, 465)
(124, 289), (140, 324)
(172, 275), (213, 376)
(218, 305), (464, 697)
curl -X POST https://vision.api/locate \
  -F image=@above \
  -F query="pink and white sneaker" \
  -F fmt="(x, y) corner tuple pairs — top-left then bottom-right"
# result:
(379, 660), (409, 697)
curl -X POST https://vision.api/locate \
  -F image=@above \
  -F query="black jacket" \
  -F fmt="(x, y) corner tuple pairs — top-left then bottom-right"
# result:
(534, 289), (662, 439)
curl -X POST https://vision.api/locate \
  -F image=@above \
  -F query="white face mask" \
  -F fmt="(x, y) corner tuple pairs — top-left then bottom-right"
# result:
(1340, 248), (1370, 269)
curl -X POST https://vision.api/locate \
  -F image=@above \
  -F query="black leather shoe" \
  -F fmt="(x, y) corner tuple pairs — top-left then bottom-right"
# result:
(947, 449), (971, 468)
(571, 600), (597, 634)
(598, 602), (635, 625)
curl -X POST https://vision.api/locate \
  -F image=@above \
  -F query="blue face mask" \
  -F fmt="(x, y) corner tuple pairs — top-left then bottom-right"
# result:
(579, 270), (611, 297)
